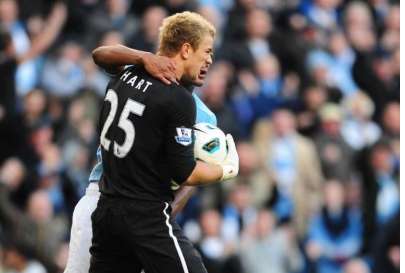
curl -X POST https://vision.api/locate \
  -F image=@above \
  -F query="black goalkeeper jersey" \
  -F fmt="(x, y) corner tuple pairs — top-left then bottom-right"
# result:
(98, 65), (196, 202)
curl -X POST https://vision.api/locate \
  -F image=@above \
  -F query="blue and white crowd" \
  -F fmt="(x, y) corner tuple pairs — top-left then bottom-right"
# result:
(0, 0), (399, 273)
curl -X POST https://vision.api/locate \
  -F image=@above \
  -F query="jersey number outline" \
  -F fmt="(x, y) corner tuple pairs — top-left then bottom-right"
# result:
(100, 89), (145, 158)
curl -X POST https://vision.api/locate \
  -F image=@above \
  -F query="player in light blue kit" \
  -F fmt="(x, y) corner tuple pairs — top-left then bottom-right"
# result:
(64, 46), (217, 273)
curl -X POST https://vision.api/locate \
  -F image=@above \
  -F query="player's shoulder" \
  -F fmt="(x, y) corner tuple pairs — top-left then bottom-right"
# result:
(168, 83), (192, 95)
(113, 65), (165, 93)
(120, 65), (176, 88)
(167, 84), (195, 105)
(115, 65), (193, 102)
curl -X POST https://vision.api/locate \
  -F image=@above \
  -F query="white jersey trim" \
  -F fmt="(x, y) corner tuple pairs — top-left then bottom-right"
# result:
(163, 202), (189, 273)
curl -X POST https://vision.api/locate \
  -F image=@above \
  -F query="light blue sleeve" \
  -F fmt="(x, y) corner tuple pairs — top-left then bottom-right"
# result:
(88, 146), (103, 182)
(88, 93), (217, 183)
(193, 93), (217, 126)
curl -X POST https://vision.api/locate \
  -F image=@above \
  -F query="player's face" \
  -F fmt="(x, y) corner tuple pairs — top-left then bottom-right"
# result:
(183, 34), (214, 86)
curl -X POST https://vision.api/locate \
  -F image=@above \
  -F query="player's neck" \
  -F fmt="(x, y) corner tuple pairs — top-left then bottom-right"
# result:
(171, 55), (185, 82)
(157, 52), (184, 82)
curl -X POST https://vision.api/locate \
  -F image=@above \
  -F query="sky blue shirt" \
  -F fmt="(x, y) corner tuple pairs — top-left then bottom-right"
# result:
(88, 93), (217, 182)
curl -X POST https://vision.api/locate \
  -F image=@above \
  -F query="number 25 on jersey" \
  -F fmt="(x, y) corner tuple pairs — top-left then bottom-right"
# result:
(100, 89), (145, 158)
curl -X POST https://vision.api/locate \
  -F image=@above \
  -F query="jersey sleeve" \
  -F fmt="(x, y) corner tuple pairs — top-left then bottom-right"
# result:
(165, 88), (197, 184)
(88, 146), (103, 182)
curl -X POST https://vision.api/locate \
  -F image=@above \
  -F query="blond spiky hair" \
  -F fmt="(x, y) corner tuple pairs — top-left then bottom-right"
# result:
(158, 11), (216, 56)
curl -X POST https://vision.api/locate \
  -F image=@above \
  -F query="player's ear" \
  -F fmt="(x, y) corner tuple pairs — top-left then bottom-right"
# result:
(180, 43), (192, 60)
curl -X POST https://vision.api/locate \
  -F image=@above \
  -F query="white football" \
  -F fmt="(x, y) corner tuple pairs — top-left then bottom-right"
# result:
(193, 123), (227, 164)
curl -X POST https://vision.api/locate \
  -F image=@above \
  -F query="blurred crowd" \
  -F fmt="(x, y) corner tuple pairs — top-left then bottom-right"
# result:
(0, 0), (400, 273)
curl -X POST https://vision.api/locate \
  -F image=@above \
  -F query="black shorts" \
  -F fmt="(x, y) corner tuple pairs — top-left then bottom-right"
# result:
(89, 195), (207, 273)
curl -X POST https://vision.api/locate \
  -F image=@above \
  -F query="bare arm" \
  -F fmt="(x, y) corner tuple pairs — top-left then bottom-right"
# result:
(92, 44), (178, 84)
(171, 163), (223, 216)
(92, 45), (145, 75)
(171, 186), (197, 217)
(18, 2), (67, 64)
(170, 134), (240, 214)
(171, 136), (239, 215)
(183, 161), (224, 186)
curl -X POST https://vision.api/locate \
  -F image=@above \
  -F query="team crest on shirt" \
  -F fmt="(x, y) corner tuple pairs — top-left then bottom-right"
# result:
(175, 127), (193, 146)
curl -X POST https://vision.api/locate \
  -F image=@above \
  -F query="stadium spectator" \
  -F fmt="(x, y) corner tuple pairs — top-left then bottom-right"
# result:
(347, 1), (399, 120)
(0, 166), (59, 273)
(199, 209), (227, 260)
(359, 141), (399, 253)
(0, 0), (35, 95)
(197, 209), (242, 273)
(296, 85), (327, 137)
(2, 239), (47, 273)
(82, 31), (125, 97)
(196, 5), (225, 46)
(54, 242), (69, 272)
(22, 89), (47, 130)
(197, 0), (233, 20)
(381, 102), (400, 140)
(343, 259), (370, 273)
(41, 41), (85, 98)
(315, 103), (354, 181)
(37, 144), (68, 213)
(234, 141), (267, 207)
(254, 55), (285, 112)
(223, 0), (257, 41)
(371, 212), (399, 273)
(231, 69), (262, 136)
(26, 190), (67, 265)
(62, 141), (91, 197)
(222, 183), (257, 245)
(0, 0), (399, 271)
(306, 47), (359, 98)
(0, 1), (66, 116)
(222, 8), (272, 69)
(380, 102), (400, 170)
(305, 180), (362, 273)
(326, 30), (359, 97)
(300, 0), (341, 32)
(327, 30), (355, 70)
(85, 0), (137, 49)
(0, 157), (26, 193)
(253, 108), (323, 236)
(164, 0), (199, 14)
(58, 96), (97, 147)
(127, 6), (167, 53)
(341, 92), (381, 150)
(240, 209), (303, 273)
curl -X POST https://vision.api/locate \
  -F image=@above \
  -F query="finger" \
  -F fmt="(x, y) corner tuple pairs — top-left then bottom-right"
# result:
(159, 75), (171, 85)
(226, 134), (235, 144)
(163, 72), (179, 85)
(226, 134), (237, 153)
(162, 74), (176, 85)
(167, 75), (179, 85)
(167, 72), (179, 84)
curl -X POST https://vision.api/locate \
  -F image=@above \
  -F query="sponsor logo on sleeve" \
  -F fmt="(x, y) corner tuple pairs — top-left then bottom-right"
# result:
(175, 127), (193, 146)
